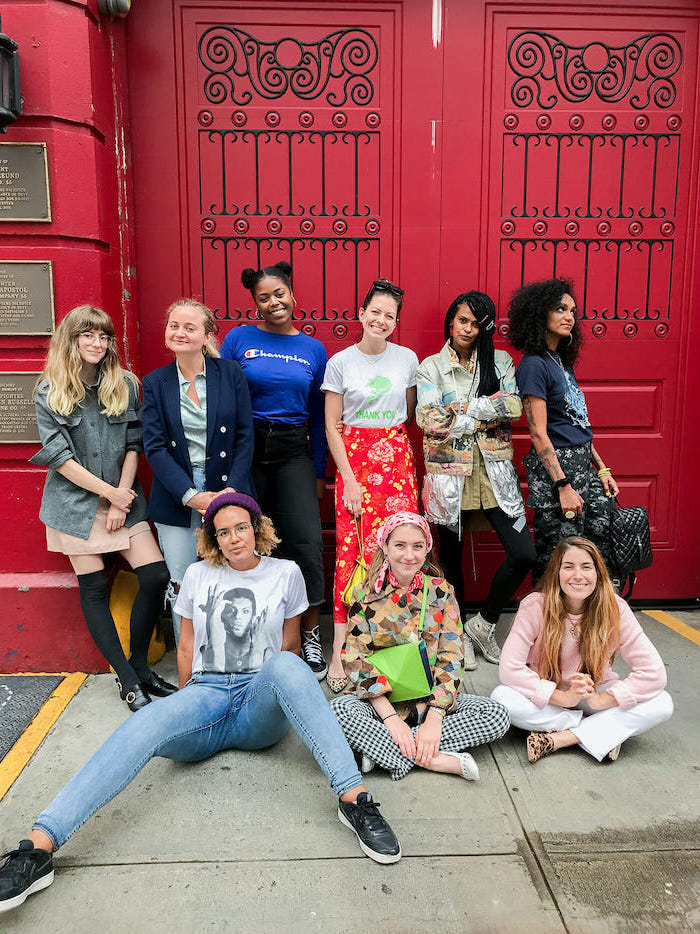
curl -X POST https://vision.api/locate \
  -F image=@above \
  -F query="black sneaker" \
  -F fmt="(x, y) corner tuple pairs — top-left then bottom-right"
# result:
(301, 625), (328, 681)
(0, 840), (54, 913)
(337, 792), (401, 864)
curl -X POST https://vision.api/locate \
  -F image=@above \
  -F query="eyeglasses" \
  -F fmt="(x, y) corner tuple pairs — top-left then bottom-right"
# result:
(215, 523), (252, 540)
(79, 331), (112, 345)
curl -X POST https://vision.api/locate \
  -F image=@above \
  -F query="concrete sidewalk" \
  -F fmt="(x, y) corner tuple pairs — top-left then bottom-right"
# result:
(0, 610), (698, 932)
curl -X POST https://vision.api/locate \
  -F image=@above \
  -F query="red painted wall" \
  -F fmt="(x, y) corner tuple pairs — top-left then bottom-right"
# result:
(1, 0), (137, 672)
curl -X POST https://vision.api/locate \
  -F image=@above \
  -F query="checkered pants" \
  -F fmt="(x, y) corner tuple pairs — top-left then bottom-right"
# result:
(330, 694), (510, 781)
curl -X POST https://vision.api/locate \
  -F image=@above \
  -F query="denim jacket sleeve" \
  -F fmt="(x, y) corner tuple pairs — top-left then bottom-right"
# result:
(30, 387), (80, 470)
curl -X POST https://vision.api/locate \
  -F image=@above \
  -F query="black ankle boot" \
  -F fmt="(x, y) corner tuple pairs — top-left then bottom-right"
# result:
(116, 679), (151, 712)
(138, 669), (178, 697)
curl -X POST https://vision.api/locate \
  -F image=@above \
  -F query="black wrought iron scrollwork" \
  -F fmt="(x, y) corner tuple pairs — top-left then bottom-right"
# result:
(198, 26), (378, 107)
(201, 236), (379, 321)
(501, 238), (672, 324)
(199, 129), (378, 218)
(504, 133), (679, 219)
(507, 31), (682, 109)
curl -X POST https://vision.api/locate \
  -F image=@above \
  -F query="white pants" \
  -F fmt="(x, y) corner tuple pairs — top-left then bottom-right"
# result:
(491, 683), (674, 762)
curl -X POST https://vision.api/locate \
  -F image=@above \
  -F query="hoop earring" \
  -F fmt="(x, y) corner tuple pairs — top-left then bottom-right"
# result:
(567, 333), (574, 346)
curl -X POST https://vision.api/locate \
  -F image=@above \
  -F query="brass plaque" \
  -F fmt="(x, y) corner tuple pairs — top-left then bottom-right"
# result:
(0, 262), (54, 335)
(0, 372), (41, 443)
(0, 143), (51, 222)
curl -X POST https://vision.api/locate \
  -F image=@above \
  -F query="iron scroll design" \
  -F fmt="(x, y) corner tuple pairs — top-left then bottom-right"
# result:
(507, 31), (682, 109)
(199, 27), (378, 106)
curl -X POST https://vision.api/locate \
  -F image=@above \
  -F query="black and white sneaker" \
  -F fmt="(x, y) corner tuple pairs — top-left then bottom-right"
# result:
(301, 625), (328, 681)
(0, 840), (54, 913)
(338, 792), (401, 864)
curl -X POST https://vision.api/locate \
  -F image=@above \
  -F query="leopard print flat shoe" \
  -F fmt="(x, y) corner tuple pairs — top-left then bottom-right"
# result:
(526, 732), (555, 763)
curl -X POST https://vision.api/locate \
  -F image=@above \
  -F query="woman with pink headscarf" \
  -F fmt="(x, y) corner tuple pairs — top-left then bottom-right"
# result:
(330, 512), (509, 782)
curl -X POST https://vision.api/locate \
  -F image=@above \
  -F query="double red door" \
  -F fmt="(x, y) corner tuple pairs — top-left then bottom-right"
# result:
(126, 0), (700, 599)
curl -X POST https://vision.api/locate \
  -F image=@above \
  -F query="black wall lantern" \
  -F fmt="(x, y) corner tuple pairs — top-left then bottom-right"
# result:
(0, 15), (21, 133)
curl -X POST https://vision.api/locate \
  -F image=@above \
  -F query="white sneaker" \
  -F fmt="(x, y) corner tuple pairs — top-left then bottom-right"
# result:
(465, 612), (501, 664)
(443, 750), (480, 781)
(361, 753), (376, 774)
(462, 634), (477, 670)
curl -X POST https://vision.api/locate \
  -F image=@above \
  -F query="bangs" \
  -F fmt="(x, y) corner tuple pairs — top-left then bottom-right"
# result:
(68, 305), (115, 337)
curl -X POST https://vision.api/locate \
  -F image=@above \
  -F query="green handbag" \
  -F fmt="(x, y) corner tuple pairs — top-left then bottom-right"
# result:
(369, 576), (435, 703)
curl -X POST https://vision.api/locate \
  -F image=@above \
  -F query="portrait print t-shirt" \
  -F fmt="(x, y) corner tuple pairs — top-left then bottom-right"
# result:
(321, 343), (418, 427)
(175, 556), (309, 674)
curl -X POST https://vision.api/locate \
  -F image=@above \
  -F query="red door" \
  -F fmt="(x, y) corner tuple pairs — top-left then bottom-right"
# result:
(126, 0), (700, 600)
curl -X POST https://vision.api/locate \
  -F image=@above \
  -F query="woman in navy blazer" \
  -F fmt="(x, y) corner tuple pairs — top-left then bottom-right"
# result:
(143, 299), (254, 642)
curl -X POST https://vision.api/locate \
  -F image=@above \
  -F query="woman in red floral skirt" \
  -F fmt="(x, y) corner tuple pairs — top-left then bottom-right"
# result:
(322, 279), (419, 691)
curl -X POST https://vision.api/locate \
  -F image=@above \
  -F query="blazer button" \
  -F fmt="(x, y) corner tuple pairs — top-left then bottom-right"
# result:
(171, 440), (176, 447)
(219, 451), (226, 457)
(220, 426), (227, 433)
(222, 474), (228, 482)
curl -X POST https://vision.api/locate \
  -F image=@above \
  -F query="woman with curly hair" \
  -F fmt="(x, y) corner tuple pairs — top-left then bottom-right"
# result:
(322, 279), (419, 692)
(0, 491), (403, 914)
(508, 278), (618, 583)
(31, 306), (172, 711)
(491, 537), (672, 763)
(417, 290), (535, 666)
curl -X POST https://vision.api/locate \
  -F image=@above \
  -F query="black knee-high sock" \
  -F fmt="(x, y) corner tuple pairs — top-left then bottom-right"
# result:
(77, 569), (138, 689)
(128, 560), (169, 676)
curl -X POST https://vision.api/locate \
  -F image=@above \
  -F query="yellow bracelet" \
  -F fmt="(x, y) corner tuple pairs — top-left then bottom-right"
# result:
(597, 467), (612, 477)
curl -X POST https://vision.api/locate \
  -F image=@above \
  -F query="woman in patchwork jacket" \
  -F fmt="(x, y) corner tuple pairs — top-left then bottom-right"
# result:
(417, 291), (535, 667)
(331, 512), (509, 782)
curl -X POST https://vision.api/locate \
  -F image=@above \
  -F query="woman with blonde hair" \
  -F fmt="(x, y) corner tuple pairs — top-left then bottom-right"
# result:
(31, 305), (172, 711)
(143, 298), (255, 644)
(492, 537), (673, 763)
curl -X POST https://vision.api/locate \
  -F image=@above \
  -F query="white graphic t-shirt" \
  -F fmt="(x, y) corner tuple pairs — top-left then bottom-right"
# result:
(321, 343), (418, 427)
(175, 556), (308, 674)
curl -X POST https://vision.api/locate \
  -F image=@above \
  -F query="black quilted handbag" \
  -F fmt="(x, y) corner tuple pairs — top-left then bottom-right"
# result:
(610, 499), (652, 598)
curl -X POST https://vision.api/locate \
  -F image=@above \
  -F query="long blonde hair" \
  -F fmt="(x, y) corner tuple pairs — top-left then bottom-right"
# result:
(36, 305), (136, 417)
(166, 298), (220, 358)
(537, 537), (620, 685)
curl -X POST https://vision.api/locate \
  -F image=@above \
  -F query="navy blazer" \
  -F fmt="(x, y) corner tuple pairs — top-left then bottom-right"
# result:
(142, 357), (254, 527)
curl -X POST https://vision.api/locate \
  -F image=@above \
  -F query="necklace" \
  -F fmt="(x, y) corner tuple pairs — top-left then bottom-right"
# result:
(546, 349), (563, 369)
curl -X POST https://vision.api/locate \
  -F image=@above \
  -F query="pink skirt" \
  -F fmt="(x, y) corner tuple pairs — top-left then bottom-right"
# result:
(46, 498), (151, 556)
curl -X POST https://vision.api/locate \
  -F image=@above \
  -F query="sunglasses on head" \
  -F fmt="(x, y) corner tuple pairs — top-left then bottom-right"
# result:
(371, 279), (404, 299)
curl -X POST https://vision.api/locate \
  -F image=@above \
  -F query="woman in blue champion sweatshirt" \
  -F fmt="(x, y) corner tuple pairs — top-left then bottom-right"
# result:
(220, 262), (329, 681)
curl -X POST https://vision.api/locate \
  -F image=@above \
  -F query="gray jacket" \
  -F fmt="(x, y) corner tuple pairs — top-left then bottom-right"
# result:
(30, 378), (148, 539)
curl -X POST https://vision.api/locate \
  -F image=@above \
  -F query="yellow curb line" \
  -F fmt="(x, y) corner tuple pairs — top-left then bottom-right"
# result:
(0, 673), (87, 802)
(644, 610), (700, 647)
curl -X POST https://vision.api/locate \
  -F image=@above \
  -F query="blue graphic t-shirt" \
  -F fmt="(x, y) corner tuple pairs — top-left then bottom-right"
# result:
(220, 325), (328, 478)
(516, 353), (593, 448)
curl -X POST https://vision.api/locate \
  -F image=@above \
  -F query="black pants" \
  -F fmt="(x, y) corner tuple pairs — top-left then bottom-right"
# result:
(437, 507), (536, 625)
(252, 421), (324, 606)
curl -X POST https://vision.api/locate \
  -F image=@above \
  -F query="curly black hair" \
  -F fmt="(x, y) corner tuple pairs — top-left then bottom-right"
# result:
(507, 277), (582, 368)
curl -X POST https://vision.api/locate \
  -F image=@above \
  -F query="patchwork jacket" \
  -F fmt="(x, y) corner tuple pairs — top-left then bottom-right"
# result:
(342, 575), (463, 718)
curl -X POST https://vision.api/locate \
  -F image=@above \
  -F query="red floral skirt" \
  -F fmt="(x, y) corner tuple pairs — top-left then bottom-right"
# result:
(333, 425), (418, 625)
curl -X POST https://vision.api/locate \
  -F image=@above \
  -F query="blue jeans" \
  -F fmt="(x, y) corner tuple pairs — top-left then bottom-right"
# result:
(155, 467), (206, 644)
(34, 653), (363, 849)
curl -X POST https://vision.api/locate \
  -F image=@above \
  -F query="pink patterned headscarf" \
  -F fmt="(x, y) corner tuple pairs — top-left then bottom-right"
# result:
(376, 511), (433, 552)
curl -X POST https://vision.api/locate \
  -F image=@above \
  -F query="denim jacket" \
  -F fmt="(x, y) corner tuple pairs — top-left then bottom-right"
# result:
(30, 377), (148, 539)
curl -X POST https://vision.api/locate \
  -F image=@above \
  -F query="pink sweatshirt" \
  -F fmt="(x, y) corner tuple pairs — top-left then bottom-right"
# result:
(499, 592), (667, 710)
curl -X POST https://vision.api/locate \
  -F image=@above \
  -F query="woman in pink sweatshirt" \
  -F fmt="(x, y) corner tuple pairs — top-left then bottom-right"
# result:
(491, 536), (672, 763)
